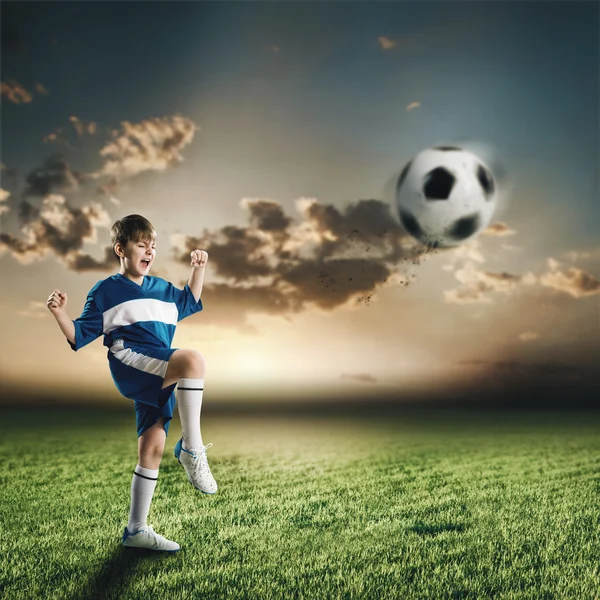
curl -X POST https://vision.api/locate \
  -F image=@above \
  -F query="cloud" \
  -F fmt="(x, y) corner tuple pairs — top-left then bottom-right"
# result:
(0, 162), (19, 194)
(0, 188), (10, 216)
(538, 258), (600, 298)
(483, 222), (516, 237)
(170, 196), (430, 325)
(444, 252), (532, 304)
(453, 261), (521, 294)
(445, 238), (485, 265)
(518, 331), (539, 342)
(378, 36), (397, 50)
(70, 115), (97, 136)
(501, 244), (522, 252)
(565, 250), (592, 262)
(96, 178), (121, 206)
(34, 82), (49, 96)
(1, 80), (33, 104)
(456, 359), (584, 376)
(0, 194), (113, 270)
(340, 373), (378, 384)
(445, 246), (598, 304)
(266, 44), (281, 53)
(23, 155), (86, 198)
(16, 301), (48, 319)
(42, 131), (65, 145)
(92, 115), (197, 181)
(43, 117), (97, 148)
(564, 248), (600, 263)
(68, 245), (119, 272)
(444, 282), (493, 305)
(405, 101), (420, 111)
(42, 115), (195, 200)
(2, 114), (199, 271)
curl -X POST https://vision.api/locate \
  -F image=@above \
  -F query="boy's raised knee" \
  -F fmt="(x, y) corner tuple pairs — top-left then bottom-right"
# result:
(181, 349), (205, 378)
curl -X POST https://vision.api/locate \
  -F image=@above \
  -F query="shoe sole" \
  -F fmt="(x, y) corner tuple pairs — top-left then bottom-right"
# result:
(174, 438), (217, 494)
(122, 529), (180, 553)
(123, 543), (180, 553)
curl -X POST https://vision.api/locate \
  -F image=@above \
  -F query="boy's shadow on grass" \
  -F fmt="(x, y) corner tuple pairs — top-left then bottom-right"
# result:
(72, 545), (177, 600)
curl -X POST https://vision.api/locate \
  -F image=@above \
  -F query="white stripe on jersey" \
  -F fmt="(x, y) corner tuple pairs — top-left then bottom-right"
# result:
(109, 340), (169, 377)
(103, 299), (178, 334)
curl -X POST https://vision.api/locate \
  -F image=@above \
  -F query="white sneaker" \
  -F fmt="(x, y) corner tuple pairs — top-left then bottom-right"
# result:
(174, 438), (218, 494)
(122, 525), (180, 552)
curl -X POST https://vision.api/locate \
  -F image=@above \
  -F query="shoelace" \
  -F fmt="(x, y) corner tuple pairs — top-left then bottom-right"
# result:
(191, 443), (214, 478)
(145, 526), (167, 549)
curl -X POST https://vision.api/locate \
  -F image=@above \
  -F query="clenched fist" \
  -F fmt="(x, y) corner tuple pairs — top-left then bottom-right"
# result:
(47, 289), (68, 315)
(190, 250), (208, 269)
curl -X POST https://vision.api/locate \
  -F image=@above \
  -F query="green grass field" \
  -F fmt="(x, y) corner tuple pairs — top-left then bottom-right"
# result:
(1, 407), (598, 600)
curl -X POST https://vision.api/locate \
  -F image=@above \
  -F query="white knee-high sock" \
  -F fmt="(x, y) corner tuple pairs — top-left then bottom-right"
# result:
(127, 464), (158, 533)
(177, 377), (204, 450)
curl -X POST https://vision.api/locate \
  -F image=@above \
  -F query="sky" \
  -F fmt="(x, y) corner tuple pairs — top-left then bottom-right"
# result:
(1, 1), (598, 407)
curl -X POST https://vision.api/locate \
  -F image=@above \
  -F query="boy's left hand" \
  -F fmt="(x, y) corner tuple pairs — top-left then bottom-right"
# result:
(190, 249), (209, 268)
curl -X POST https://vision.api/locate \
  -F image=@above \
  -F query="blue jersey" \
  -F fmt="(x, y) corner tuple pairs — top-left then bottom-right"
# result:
(69, 273), (203, 352)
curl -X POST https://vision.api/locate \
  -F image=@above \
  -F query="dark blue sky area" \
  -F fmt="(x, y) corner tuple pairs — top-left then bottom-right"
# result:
(2, 2), (598, 239)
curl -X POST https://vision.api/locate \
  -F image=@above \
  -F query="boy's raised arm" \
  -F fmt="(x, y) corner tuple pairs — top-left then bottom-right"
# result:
(47, 289), (76, 345)
(55, 310), (76, 345)
(188, 250), (208, 303)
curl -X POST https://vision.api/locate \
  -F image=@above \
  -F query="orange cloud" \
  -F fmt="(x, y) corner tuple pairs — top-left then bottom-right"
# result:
(483, 222), (516, 236)
(519, 331), (539, 342)
(93, 115), (197, 180)
(0, 188), (10, 216)
(16, 301), (48, 319)
(539, 258), (600, 298)
(34, 82), (49, 95)
(340, 373), (378, 383)
(378, 36), (397, 50)
(1, 79), (33, 104)
(70, 115), (97, 136)
(0, 194), (112, 269)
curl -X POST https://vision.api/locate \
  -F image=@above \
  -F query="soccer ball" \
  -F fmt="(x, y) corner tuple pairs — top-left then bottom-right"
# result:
(395, 146), (498, 247)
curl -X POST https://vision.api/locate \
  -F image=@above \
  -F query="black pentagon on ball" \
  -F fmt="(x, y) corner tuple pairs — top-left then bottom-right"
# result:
(433, 146), (463, 152)
(447, 212), (481, 240)
(423, 167), (455, 200)
(399, 210), (425, 241)
(476, 164), (495, 200)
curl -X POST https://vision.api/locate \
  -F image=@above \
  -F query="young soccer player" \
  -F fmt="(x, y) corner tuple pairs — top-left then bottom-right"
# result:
(46, 214), (217, 553)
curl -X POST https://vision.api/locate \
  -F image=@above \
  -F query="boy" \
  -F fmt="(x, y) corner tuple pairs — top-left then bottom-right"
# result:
(46, 214), (217, 553)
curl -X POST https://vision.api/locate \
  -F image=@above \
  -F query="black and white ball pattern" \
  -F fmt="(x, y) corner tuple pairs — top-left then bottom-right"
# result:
(395, 146), (497, 247)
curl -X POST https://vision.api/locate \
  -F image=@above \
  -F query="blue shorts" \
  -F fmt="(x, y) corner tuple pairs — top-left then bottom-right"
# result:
(107, 339), (179, 437)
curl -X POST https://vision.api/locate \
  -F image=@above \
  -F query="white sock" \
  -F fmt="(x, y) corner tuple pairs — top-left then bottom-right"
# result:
(177, 377), (204, 450)
(127, 464), (158, 533)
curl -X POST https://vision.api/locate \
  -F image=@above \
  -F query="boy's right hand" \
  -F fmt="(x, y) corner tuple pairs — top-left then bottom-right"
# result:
(47, 289), (68, 315)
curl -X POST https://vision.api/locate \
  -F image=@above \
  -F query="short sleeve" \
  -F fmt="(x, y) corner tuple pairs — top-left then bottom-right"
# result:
(68, 293), (104, 352)
(169, 283), (203, 322)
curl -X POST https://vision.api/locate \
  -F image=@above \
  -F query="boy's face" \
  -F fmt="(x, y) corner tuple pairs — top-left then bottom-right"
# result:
(118, 238), (156, 276)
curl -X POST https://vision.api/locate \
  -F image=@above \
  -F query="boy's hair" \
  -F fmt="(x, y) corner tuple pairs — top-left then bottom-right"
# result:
(111, 214), (157, 262)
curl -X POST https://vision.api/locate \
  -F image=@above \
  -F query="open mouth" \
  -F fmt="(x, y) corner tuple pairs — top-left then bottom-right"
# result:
(140, 259), (151, 268)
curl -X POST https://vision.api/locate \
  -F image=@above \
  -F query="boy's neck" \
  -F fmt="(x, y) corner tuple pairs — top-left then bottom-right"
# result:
(118, 269), (144, 286)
